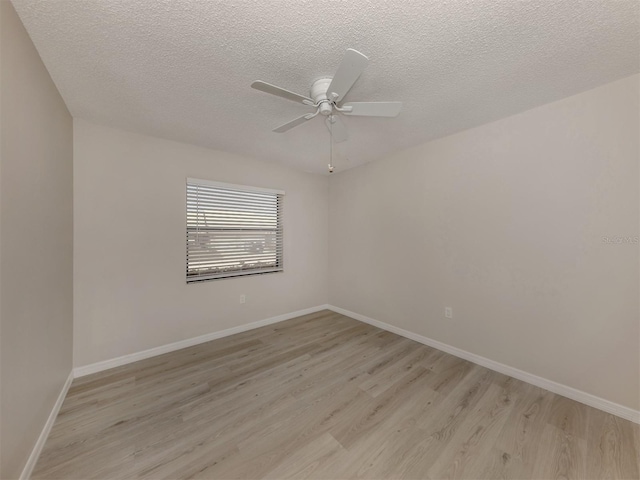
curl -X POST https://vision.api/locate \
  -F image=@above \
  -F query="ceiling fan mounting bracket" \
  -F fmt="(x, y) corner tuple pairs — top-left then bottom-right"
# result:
(333, 104), (352, 113)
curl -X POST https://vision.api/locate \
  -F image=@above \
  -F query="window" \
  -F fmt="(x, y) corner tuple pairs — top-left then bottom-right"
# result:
(186, 178), (284, 282)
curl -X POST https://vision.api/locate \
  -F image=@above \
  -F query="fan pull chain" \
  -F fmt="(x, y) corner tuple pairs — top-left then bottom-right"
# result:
(328, 115), (334, 173)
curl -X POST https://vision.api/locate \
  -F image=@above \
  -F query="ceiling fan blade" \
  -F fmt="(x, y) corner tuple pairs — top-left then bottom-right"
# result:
(342, 101), (402, 117)
(327, 49), (369, 103)
(273, 114), (314, 133)
(325, 115), (348, 143)
(252, 81), (313, 105)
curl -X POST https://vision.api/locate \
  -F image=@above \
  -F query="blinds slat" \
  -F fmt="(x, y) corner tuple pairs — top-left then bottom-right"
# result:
(186, 183), (278, 196)
(187, 254), (283, 261)
(187, 267), (283, 282)
(186, 189), (278, 204)
(186, 199), (277, 210)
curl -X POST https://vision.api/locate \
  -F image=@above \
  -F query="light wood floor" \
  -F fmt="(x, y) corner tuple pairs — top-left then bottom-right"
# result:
(34, 310), (639, 479)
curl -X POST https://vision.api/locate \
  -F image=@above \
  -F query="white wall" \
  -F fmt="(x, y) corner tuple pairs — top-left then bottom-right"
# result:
(73, 119), (328, 368)
(0, 1), (74, 478)
(329, 75), (639, 411)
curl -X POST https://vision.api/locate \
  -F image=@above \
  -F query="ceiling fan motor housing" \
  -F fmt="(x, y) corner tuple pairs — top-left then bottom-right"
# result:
(311, 78), (334, 115)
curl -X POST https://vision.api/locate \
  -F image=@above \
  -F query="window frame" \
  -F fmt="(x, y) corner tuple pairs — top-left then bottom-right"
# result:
(186, 178), (284, 283)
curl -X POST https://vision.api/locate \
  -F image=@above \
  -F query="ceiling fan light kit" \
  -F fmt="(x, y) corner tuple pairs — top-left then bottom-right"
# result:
(252, 48), (402, 172)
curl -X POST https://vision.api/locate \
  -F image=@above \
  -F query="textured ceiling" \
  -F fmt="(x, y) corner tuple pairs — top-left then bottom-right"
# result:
(11, 0), (640, 174)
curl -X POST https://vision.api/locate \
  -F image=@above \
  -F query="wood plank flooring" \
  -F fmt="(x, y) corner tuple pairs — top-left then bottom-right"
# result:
(33, 310), (640, 479)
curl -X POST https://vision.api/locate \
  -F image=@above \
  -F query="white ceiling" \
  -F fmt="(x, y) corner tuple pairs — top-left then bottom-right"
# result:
(11, 0), (640, 174)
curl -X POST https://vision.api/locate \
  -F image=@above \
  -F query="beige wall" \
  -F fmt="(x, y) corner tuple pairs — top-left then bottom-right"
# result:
(0, 1), (74, 478)
(329, 75), (640, 410)
(73, 119), (328, 368)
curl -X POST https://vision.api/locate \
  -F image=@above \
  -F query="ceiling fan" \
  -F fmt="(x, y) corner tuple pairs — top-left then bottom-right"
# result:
(251, 49), (402, 143)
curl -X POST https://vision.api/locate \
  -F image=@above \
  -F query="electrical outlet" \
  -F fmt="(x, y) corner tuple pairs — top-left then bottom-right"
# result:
(240, 294), (246, 304)
(445, 307), (453, 319)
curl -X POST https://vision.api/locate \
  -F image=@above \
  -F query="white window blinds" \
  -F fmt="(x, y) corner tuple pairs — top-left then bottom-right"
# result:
(186, 178), (284, 283)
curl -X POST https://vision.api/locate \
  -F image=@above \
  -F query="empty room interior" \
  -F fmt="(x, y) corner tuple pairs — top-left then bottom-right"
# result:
(1, 0), (639, 479)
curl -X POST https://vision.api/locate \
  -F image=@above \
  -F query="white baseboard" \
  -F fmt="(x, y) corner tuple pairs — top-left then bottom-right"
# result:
(328, 305), (640, 424)
(74, 304), (330, 378)
(20, 370), (74, 480)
